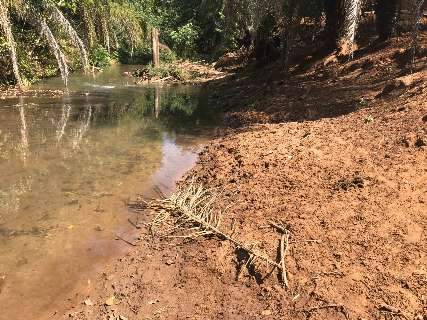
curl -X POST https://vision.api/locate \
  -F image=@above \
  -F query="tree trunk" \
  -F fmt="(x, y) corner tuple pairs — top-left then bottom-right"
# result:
(375, 0), (400, 41)
(281, 0), (298, 71)
(325, 0), (344, 49)
(325, 0), (362, 54)
(152, 27), (160, 67)
(0, 0), (23, 88)
(409, 0), (426, 70)
(342, 0), (362, 55)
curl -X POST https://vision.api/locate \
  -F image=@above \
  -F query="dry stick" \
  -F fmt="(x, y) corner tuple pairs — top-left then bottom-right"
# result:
(280, 231), (290, 288)
(115, 234), (137, 246)
(269, 220), (291, 287)
(128, 218), (141, 229)
(268, 220), (287, 233)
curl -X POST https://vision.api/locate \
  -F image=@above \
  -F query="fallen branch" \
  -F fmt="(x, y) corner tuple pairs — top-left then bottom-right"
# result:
(143, 182), (283, 271)
(115, 234), (137, 246)
(280, 231), (290, 288)
(128, 218), (141, 229)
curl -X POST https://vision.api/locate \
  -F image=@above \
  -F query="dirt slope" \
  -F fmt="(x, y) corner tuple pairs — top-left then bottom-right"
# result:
(62, 34), (426, 320)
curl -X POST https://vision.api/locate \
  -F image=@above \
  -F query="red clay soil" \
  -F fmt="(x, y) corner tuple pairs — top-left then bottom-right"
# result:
(62, 34), (426, 320)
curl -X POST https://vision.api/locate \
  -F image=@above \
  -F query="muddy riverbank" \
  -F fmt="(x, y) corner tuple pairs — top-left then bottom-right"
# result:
(54, 34), (427, 319)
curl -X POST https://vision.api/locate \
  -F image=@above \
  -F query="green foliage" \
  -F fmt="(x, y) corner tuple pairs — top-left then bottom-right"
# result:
(2, 0), (414, 86)
(143, 63), (189, 81)
(89, 45), (111, 68)
(117, 44), (175, 65)
(118, 44), (152, 64)
(160, 46), (176, 63)
(170, 22), (200, 57)
(109, 1), (146, 50)
(0, 35), (8, 53)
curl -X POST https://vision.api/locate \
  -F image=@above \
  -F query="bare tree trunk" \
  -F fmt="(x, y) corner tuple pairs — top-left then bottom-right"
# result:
(281, 0), (298, 72)
(325, 0), (342, 49)
(341, 0), (362, 56)
(152, 27), (160, 67)
(0, 0), (23, 88)
(410, 0), (425, 71)
(375, 0), (400, 41)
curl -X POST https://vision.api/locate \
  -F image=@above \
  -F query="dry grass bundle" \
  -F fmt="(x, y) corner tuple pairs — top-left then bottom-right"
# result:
(140, 182), (286, 276)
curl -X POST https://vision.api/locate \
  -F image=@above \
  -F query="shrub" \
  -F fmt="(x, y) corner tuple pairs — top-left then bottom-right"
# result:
(133, 63), (189, 81)
(89, 46), (111, 68)
(170, 22), (200, 58)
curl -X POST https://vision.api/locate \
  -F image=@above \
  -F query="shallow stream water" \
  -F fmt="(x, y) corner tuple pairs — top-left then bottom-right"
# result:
(0, 66), (219, 319)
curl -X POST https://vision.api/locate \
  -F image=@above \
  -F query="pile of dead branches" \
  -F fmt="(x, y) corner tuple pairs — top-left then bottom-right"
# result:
(137, 182), (291, 286)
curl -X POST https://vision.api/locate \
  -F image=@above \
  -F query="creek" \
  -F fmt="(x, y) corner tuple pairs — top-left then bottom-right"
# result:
(0, 65), (219, 319)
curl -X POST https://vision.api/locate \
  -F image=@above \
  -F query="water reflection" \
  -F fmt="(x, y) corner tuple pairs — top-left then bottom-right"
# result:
(18, 102), (29, 165)
(56, 104), (71, 143)
(0, 66), (219, 320)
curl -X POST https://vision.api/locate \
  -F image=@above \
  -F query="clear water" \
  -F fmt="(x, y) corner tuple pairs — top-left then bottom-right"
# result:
(0, 65), (219, 319)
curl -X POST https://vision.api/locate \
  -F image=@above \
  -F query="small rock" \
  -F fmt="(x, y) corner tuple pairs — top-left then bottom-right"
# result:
(105, 296), (115, 306)
(67, 199), (79, 206)
(401, 138), (411, 148)
(415, 137), (426, 148)
(261, 310), (272, 316)
(84, 298), (94, 306)
(324, 54), (338, 66)
(119, 316), (128, 320)
(380, 83), (397, 95)
(396, 74), (415, 87)
(396, 106), (408, 112)
(165, 259), (174, 265)
(422, 114), (427, 122)
(364, 115), (374, 124)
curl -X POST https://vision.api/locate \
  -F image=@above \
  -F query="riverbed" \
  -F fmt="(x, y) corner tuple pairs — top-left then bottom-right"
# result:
(0, 66), (219, 319)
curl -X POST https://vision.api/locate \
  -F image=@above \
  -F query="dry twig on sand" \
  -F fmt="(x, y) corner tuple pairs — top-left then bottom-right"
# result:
(269, 220), (291, 288)
(280, 231), (290, 287)
(115, 234), (137, 246)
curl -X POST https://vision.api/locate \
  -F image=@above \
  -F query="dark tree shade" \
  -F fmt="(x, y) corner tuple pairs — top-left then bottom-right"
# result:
(324, 0), (346, 49)
(375, 0), (400, 41)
